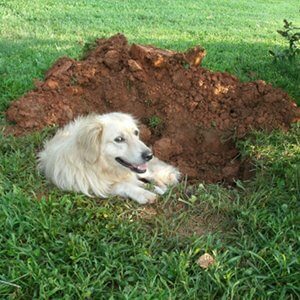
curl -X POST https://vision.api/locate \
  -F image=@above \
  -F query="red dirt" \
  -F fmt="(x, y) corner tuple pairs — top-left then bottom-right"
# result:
(5, 34), (300, 183)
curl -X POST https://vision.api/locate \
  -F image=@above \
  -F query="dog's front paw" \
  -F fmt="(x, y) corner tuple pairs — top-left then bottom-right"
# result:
(153, 185), (167, 195)
(155, 166), (181, 188)
(135, 190), (157, 204)
(166, 169), (181, 185)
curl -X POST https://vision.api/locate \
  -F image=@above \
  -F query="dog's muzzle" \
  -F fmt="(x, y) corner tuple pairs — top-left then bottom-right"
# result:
(141, 150), (153, 162)
(115, 158), (148, 173)
(115, 150), (153, 174)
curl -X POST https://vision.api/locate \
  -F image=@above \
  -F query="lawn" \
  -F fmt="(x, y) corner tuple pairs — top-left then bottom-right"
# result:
(0, 0), (299, 298)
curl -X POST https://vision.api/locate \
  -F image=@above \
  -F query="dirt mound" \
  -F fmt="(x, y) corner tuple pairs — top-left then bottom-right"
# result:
(6, 34), (299, 183)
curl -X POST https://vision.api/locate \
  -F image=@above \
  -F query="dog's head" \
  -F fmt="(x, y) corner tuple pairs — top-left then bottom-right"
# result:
(76, 112), (153, 174)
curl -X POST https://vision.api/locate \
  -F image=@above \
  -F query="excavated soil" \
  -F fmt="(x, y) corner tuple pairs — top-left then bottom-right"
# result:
(6, 34), (300, 183)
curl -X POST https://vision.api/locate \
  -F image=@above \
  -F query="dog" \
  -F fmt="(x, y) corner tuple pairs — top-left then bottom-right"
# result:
(37, 112), (180, 204)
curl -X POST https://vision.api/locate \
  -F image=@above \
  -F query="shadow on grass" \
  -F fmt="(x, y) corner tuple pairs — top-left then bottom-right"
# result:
(0, 37), (81, 111)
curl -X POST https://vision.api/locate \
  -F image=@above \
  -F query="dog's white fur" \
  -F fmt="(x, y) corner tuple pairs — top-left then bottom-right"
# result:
(37, 112), (180, 204)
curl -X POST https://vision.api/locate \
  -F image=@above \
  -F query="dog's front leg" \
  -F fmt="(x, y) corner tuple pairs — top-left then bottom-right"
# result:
(111, 182), (157, 204)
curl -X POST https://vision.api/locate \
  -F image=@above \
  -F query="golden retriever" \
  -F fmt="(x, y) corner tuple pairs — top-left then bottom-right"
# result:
(38, 112), (180, 204)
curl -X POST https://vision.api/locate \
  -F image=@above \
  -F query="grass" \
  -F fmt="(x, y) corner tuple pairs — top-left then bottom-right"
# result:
(0, 0), (299, 298)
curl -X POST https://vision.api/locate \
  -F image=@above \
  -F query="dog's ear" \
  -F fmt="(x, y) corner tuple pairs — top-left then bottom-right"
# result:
(76, 120), (103, 164)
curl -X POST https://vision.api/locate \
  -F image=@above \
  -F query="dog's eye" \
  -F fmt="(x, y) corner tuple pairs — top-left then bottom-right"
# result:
(114, 136), (125, 143)
(134, 130), (139, 136)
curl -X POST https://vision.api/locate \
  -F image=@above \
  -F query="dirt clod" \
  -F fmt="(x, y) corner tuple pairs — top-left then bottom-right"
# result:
(5, 34), (299, 183)
(197, 253), (215, 269)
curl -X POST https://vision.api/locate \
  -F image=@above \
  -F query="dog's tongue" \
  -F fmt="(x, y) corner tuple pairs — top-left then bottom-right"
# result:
(135, 163), (147, 171)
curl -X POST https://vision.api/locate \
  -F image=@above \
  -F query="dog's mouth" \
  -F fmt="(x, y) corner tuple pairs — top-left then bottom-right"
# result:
(115, 157), (147, 174)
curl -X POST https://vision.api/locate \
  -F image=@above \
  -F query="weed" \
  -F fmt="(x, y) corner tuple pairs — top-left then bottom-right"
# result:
(70, 75), (78, 86)
(269, 19), (300, 61)
(148, 115), (162, 128)
(144, 99), (153, 107)
(126, 79), (132, 92)
(147, 115), (165, 136)
(80, 40), (98, 59)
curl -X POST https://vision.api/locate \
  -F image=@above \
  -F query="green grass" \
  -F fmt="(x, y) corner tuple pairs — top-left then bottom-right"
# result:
(0, 1), (299, 298)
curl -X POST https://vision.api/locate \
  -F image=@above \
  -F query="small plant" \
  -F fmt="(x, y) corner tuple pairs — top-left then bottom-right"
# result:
(144, 99), (153, 107)
(269, 19), (300, 61)
(148, 115), (162, 129)
(80, 39), (98, 59)
(147, 115), (164, 136)
(126, 79), (132, 91)
(70, 75), (78, 86)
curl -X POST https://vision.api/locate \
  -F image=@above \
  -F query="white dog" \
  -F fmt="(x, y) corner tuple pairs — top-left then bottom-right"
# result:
(37, 112), (180, 204)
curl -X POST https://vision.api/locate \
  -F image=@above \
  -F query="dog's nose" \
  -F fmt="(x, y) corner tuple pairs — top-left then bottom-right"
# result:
(142, 150), (153, 162)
